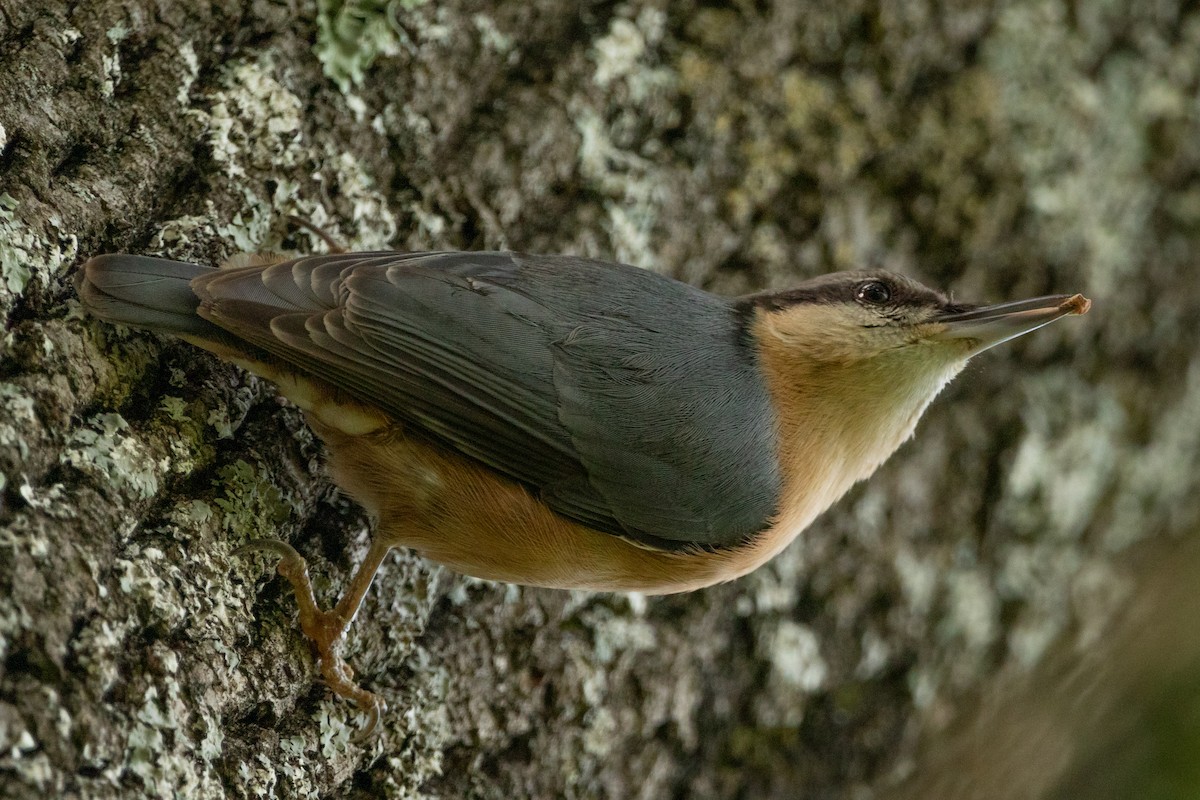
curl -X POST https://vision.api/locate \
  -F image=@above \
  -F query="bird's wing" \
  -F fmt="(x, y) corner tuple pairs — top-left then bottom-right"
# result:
(191, 251), (780, 548)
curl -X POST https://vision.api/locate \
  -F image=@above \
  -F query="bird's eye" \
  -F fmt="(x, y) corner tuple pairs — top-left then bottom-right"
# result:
(855, 280), (892, 306)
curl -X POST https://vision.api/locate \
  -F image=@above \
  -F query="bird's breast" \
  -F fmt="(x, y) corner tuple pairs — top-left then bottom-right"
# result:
(307, 417), (792, 594)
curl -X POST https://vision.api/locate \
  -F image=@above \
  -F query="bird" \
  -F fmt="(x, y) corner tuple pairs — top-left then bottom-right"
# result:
(75, 248), (1090, 734)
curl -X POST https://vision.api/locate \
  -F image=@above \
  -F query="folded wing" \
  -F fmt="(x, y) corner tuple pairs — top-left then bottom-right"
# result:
(191, 251), (781, 549)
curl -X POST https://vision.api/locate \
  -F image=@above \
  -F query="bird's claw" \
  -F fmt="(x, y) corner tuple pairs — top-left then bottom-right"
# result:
(235, 537), (386, 740)
(350, 689), (387, 743)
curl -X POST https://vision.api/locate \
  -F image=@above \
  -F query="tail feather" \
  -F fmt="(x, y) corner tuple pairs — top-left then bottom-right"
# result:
(76, 254), (224, 339)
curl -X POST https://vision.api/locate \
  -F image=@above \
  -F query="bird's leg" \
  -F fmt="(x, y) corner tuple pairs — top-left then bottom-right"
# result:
(237, 538), (392, 739)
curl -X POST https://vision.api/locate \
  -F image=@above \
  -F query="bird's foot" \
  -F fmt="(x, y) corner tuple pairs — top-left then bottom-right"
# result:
(236, 539), (387, 741)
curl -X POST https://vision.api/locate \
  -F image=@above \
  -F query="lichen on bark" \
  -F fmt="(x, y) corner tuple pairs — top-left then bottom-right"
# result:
(2, 1), (1199, 798)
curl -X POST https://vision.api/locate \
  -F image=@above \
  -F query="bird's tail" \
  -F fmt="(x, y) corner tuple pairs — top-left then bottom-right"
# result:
(75, 254), (227, 340)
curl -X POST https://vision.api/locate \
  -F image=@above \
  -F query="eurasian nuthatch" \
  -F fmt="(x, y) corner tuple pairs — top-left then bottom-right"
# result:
(76, 249), (1090, 732)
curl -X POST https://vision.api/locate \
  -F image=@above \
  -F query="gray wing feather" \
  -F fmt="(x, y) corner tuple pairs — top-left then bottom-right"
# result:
(548, 272), (781, 543)
(76, 255), (222, 337)
(191, 251), (780, 548)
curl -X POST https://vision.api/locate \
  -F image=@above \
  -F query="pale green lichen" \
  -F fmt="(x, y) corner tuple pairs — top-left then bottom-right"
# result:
(205, 405), (235, 439)
(116, 548), (189, 630)
(5, 727), (55, 790)
(0, 193), (31, 297)
(1070, 559), (1133, 651)
(573, 109), (663, 269)
(324, 150), (398, 248)
(206, 58), (304, 179)
(988, 356), (1200, 671)
(126, 687), (175, 794)
(106, 23), (129, 44)
(61, 412), (162, 500)
(1113, 359), (1200, 547)
(751, 616), (827, 727)
(592, 8), (670, 101)
(471, 13), (513, 55)
(582, 706), (618, 757)
(941, 569), (999, 655)
(100, 24), (128, 98)
(908, 665), (940, 711)
(314, 0), (427, 93)
(0, 194), (80, 318)
(209, 638), (242, 674)
(237, 752), (280, 797)
(316, 705), (356, 759)
(1006, 372), (1125, 541)
(856, 628), (892, 679)
(55, 27), (82, 47)
(592, 18), (646, 87)
(16, 477), (68, 517)
(150, 396), (216, 477)
(0, 382), (36, 461)
(986, 1), (1175, 296)
(172, 499), (214, 527)
(197, 714), (224, 762)
(159, 396), (189, 423)
(0, 564), (34, 663)
(892, 545), (939, 619)
(153, 51), (397, 257)
(73, 617), (132, 695)
(574, 9), (682, 271)
(212, 459), (296, 536)
(763, 620), (828, 693)
(1005, 601), (1067, 669)
(217, 191), (296, 253)
(149, 212), (219, 252)
(176, 41), (200, 107)
(57, 505), (268, 796)
(585, 609), (656, 665)
(275, 729), (332, 797)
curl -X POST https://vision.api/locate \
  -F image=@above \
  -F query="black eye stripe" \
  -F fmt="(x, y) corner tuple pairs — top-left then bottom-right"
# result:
(738, 271), (951, 315)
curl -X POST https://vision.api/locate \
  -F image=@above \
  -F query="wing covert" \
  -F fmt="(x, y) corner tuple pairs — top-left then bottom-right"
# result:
(192, 251), (781, 548)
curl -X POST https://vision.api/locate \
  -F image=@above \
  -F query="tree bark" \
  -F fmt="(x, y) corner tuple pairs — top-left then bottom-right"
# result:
(2, 1), (1198, 798)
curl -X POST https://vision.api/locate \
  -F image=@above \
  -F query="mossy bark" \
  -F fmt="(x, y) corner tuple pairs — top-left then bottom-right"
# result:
(2, 1), (1198, 798)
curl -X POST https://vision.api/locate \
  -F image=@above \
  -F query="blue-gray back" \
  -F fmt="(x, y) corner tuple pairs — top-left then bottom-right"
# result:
(195, 251), (782, 549)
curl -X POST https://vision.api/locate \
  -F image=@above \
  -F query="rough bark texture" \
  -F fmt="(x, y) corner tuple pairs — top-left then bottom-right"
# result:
(2, 1), (1198, 798)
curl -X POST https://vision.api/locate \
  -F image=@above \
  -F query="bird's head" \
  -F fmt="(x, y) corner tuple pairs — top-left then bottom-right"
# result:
(743, 270), (1090, 459)
(746, 270), (1089, 368)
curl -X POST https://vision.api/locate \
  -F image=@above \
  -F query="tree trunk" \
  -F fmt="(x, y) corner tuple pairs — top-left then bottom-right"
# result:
(2, 1), (1198, 797)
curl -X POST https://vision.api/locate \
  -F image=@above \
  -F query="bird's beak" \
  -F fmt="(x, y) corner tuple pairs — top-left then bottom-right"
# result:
(932, 293), (1091, 354)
